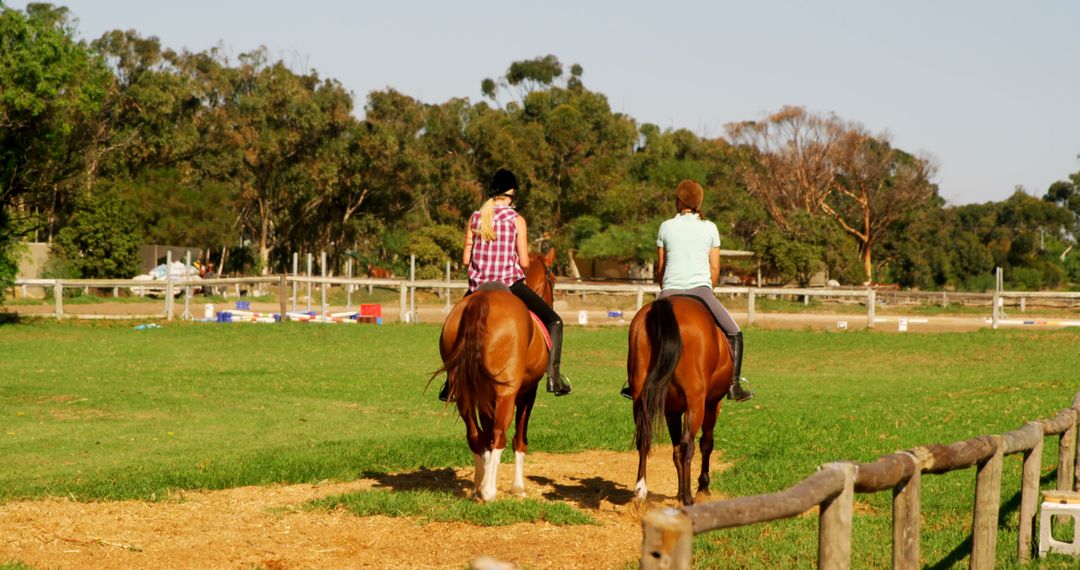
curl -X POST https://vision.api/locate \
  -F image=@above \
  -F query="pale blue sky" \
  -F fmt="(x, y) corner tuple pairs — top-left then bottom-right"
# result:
(10, 0), (1080, 205)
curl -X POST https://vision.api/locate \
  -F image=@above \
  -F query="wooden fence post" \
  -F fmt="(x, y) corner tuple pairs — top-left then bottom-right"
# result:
(971, 435), (1004, 570)
(819, 462), (855, 570)
(165, 250), (174, 321)
(747, 289), (756, 325)
(278, 274), (287, 324)
(1059, 410), (1077, 494)
(640, 507), (692, 570)
(53, 279), (63, 320)
(893, 454), (921, 570)
(866, 289), (876, 329)
(636, 286), (644, 311)
(291, 253), (298, 313)
(1074, 393), (1080, 492)
(399, 282), (408, 323)
(1018, 436), (1044, 562)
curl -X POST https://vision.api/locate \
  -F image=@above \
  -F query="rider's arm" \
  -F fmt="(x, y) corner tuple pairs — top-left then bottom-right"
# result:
(515, 216), (530, 271)
(656, 246), (665, 285)
(462, 221), (474, 266)
(709, 247), (720, 287)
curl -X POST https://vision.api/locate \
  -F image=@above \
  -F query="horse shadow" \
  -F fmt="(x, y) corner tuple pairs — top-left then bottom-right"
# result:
(361, 467), (658, 507)
(359, 467), (472, 497)
(528, 474), (654, 508)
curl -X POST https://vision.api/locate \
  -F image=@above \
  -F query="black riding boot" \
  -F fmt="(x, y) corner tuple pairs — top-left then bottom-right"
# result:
(546, 321), (572, 396)
(727, 332), (754, 402)
(438, 380), (451, 402)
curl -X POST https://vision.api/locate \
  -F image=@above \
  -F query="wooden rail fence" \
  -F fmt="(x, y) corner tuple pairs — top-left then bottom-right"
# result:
(641, 392), (1080, 569)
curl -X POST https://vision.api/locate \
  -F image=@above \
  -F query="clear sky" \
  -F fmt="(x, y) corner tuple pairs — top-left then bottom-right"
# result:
(9, 0), (1079, 205)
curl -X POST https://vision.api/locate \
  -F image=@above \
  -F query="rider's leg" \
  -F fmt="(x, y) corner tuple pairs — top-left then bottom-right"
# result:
(509, 280), (571, 395)
(677, 287), (754, 402)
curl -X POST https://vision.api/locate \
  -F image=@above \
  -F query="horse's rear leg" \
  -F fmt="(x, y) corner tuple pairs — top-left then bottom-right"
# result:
(634, 400), (650, 501)
(463, 413), (486, 497)
(697, 400), (722, 496)
(511, 390), (538, 497)
(479, 396), (515, 502)
(666, 411), (695, 505)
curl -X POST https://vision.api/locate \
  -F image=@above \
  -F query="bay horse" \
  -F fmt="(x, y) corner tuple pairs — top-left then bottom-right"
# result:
(432, 248), (557, 502)
(626, 296), (734, 505)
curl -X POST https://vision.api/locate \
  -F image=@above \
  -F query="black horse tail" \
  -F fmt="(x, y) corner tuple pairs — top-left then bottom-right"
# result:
(430, 294), (496, 420)
(634, 298), (683, 454)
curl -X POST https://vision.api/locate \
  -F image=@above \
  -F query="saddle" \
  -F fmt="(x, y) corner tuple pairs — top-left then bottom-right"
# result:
(475, 282), (551, 350)
(669, 293), (719, 325)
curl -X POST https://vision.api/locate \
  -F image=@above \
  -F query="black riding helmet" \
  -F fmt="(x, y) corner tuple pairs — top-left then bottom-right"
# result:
(488, 168), (518, 200)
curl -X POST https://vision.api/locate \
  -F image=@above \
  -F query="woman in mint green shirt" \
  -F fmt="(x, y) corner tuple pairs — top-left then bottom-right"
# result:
(621, 180), (753, 402)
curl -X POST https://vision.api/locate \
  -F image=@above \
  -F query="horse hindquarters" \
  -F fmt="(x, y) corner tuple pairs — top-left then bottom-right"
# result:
(630, 299), (684, 501)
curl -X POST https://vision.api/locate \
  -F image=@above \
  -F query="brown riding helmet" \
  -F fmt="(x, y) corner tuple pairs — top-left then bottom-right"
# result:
(675, 180), (703, 211)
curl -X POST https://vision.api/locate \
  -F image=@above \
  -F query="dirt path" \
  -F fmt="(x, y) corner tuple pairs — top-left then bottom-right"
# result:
(0, 449), (728, 569)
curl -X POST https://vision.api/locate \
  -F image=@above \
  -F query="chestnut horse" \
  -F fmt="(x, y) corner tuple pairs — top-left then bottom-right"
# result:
(626, 296), (734, 505)
(433, 248), (556, 502)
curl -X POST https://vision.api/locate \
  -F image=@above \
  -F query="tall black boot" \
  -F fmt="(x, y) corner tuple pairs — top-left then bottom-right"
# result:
(545, 321), (572, 396)
(438, 380), (451, 402)
(727, 332), (754, 402)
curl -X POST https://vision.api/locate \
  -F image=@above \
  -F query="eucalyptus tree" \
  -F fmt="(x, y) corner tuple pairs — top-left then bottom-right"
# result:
(186, 47), (353, 273)
(0, 2), (111, 288)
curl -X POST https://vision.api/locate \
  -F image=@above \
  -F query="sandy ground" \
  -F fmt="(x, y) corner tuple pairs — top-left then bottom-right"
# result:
(0, 449), (724, 570)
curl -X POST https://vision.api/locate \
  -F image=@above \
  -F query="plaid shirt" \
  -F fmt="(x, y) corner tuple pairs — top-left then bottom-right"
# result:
(468, 206), (526, 292)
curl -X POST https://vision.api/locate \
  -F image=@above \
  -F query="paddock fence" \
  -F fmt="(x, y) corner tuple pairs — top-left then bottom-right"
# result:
(8, 259), (1080, 328)
(640, 392), (1080, 570)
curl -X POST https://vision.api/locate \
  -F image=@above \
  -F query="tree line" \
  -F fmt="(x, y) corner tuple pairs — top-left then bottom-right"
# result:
(2, 3), (1078, 292)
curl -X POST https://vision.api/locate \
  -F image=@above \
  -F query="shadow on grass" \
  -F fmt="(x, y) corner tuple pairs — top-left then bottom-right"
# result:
(360, 466), (472, 496)
(0, 312), (22, 325)
(927, 467), (1058, 569)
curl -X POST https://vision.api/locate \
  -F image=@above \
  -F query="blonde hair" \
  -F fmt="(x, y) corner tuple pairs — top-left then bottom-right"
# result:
(478, 198), (497, 241)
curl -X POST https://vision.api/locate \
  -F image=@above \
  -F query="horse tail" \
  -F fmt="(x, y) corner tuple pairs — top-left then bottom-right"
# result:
(431, 295), (496, 419)
(635, 298), (683, 454)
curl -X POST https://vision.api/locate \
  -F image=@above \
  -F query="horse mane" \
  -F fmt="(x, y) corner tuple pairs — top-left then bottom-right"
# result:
(635, 298), (683, 453)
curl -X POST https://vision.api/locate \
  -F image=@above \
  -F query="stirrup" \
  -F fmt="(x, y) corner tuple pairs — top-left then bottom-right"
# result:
(729, 377), (754, 403)
(547, 374), (572, 396)
(620, 384), (633, 400)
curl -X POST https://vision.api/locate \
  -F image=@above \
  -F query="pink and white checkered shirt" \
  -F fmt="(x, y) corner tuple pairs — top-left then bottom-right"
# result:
(468, 206), (526, 292)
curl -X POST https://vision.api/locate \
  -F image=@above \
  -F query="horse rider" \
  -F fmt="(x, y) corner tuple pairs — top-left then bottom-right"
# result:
(621, 179), (754, 402)
(438, 168), (572, 401)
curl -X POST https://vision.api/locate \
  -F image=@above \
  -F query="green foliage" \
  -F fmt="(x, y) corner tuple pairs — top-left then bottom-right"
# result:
(506, 54), (563, 89)
(0, 3), (112, 268)
(307, 489), (596, 526)
(52, 187), (143, 278)
(578, 221), (660, 264)
(752, 225), (822, 286)
(0, 210), (19, 295)
(752, 211), (862, 285)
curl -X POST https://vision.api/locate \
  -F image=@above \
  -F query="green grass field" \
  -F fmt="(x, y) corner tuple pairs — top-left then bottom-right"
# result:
(1, 319), (1079, 568)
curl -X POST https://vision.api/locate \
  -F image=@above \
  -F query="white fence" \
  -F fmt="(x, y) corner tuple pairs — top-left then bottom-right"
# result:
(10, 273), (1080, 328)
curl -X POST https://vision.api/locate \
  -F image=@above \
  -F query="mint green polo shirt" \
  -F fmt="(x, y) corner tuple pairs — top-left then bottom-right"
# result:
(656, 213), (721, 290)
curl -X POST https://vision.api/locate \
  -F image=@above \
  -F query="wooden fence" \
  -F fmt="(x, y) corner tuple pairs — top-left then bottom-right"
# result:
(640, 392), (1080, 569)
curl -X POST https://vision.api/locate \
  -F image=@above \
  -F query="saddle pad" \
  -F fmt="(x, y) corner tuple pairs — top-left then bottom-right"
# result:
(530, 312), (552, 350)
